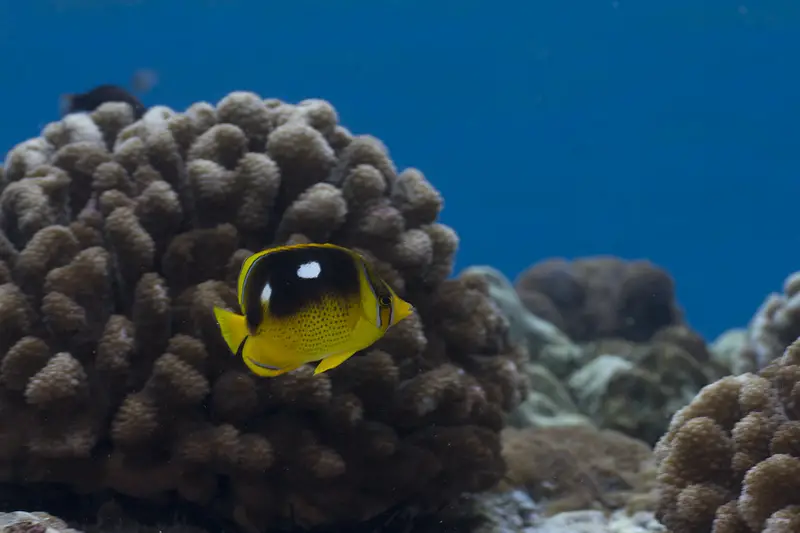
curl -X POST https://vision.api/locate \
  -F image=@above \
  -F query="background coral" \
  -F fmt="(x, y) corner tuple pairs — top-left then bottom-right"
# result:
(500, 426), (657, 515)
(655, 337), (800, 533)
(468, 266), (715, 444)
(0, 93), (527, 531)
(515, 257), (683, 343)
(571, 326), (719, 444)
(460, 266), (591, 429)
(736, 270), (800, 370)
(463, 266), (584, 378)
(709, 328), (751, 376)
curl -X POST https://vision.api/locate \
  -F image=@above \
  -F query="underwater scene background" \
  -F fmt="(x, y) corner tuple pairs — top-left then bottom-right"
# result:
(0, 1), (799, 532)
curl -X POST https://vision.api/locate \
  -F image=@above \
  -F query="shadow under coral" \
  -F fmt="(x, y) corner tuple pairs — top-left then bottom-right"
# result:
(0, 481), (440, 533)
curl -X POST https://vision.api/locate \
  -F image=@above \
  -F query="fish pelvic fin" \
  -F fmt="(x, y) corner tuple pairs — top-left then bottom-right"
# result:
(213, 306), (248, 356)
(314, 351), (357, 375)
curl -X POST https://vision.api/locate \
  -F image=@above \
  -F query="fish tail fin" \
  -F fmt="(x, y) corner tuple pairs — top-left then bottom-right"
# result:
(213, 306), (249, 356)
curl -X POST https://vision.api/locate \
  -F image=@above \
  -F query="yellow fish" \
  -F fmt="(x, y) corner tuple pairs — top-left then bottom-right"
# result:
(213, 243), (414, 377)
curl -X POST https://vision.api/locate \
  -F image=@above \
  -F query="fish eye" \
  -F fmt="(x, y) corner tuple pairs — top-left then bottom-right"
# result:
(379, 296), (392, 307)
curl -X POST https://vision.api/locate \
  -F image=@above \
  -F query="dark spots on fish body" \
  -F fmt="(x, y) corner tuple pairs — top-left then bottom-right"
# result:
(242, 246), (361, 329)
(63, 85), (147, 119)
(295, 296), (353, 346)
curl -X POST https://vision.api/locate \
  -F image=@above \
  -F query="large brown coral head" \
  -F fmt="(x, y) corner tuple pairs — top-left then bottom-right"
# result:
(0, 91), (526, 530)
(515, 256), (683, 343)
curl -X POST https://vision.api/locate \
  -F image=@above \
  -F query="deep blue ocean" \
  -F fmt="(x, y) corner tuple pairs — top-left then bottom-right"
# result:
(1, 0), (797, 341)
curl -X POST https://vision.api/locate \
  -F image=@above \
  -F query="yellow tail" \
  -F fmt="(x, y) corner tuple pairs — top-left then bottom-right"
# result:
(213, 306), (249, 356)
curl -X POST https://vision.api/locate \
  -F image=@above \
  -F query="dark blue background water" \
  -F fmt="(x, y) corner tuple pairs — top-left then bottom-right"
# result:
(1, 0), (797, 340)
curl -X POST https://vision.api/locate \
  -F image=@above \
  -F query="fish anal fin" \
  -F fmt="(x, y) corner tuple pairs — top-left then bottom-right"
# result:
(314, 351), (357, 375)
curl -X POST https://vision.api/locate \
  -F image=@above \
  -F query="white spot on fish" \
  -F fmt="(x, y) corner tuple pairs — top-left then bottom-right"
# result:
(261, 282), (272, 303)
(297, 261), (321, 279)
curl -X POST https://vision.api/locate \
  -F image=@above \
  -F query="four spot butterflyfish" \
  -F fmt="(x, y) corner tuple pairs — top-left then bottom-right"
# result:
(213, 243), (415, 377)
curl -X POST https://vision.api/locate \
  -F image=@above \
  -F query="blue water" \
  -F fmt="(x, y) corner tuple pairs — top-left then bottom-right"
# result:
(1, 0), (798, 341)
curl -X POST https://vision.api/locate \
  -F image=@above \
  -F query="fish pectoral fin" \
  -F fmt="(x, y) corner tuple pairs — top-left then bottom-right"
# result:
(314, 351), (357, 375)
(213, 306), (248, 356)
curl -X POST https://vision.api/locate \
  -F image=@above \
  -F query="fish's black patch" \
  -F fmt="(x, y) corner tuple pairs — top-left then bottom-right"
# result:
(62, 84), (147, 119)
(242, 246), (361, 330)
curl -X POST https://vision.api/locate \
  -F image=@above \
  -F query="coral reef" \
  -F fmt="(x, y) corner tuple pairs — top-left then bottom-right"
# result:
(0, 93), (527, 530)
(461, 266), (591, 429)
(0, 512), (79, 533)
(655, 337), (800, 533)
(501, 426), (657, 515)
(508, 362), (592, 429)
(1, 495), (671, 533)
(571, 326), (718, 444)
(515, 257), (683, 343)
(411, 490), (541, 533)
(710, 328), (751, 376)
(405, 488), (665, 533)
(469, 266), (715, 444)
(463, 266), (584, 378)
(737, 270), (800, 370)
(527, 509), (666, 533)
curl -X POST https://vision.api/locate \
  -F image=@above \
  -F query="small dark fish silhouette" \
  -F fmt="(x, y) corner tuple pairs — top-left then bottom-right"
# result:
(60, 84), (147, 119)
(130, 68), (158, 94)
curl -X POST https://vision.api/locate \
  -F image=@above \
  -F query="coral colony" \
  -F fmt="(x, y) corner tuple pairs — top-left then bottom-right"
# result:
(1, 93), (526, 531)
(3, 91), (800, 532)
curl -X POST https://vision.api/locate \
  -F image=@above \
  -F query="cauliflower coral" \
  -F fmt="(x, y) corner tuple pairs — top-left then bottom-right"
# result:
(656, 337), (800, 533)
(0, 93), (527, 531)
